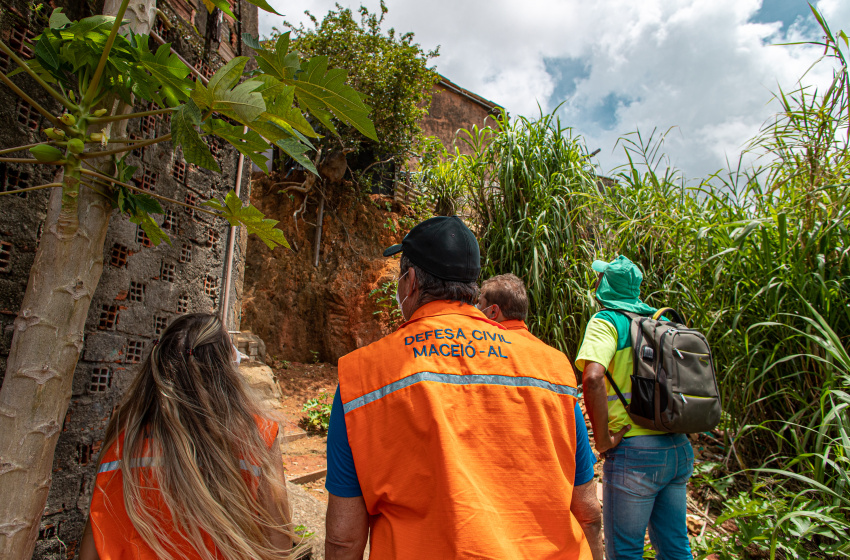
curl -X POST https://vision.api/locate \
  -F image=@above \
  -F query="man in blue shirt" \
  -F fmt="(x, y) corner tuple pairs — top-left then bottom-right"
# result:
(326, 270), (602, 557)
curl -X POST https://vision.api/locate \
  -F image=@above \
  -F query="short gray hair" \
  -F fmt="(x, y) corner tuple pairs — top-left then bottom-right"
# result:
(400, 254), (479, 306)
(480, 273), (528, 321)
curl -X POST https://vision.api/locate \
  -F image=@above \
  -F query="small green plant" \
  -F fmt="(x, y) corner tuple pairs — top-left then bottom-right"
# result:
(370, 280), (404, 328)
(383, 216), (398, 232)
(301, 392), (332, 433)
(294, 524), (315, 539)
(310, 350), (320, 364)
(693, 485), (850, 560)
(691, 461), (733, 500)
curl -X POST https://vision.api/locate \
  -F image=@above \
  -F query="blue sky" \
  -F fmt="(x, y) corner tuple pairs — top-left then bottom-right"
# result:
(260, 0), (849, 180)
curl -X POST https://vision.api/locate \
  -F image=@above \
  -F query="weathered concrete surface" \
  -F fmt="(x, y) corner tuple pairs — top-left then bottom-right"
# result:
(289, 482), (327, 560)
(234, 330), (267, 363)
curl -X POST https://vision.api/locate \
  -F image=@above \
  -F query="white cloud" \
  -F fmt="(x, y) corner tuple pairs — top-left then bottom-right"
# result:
(258, 0), (847, 180)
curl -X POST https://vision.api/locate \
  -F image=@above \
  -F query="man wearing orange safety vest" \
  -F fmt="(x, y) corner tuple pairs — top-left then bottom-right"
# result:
(325, 217), (600, 559)
(477, 272), (603, 555)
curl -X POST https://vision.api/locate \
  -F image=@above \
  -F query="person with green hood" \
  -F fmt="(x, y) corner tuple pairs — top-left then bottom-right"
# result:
(575, 255), (694, 560)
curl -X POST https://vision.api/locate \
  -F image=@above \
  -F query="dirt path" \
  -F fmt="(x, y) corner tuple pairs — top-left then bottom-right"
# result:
(274, 360), (337, 504)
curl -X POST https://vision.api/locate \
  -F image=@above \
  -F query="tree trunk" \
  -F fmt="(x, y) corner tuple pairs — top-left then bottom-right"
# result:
(0, 180), (112, 559)
(0, 2), (156, 557)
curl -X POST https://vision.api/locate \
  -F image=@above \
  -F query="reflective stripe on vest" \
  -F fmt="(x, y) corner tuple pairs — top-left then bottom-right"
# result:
(343, 370), (579, 414)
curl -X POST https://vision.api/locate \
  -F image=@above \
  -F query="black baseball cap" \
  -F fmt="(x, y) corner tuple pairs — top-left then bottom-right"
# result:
(383, 216), (481, 282)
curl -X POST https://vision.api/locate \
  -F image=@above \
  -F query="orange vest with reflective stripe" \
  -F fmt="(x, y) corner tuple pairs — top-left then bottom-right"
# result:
(338, 300), (591, 559)
(89, 417), (278, 559)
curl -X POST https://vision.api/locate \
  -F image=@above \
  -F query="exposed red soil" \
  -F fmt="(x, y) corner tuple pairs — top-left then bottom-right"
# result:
(241, 173), (409, 364)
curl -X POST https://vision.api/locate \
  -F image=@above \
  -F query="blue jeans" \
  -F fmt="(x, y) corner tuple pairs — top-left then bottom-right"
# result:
(602, 433), (694, 560)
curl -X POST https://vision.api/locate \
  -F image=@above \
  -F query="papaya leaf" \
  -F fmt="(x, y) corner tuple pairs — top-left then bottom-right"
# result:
(275, 136), (318, 176)
(213, 80), (266, 122)
(130, 212), (171, 247)
(244, 120), (318, 175)
(199, 0), (236, 19)
(49, 7), (72, 29)
(133, 42), (193, 107)
(255, 78), (320, 138)
(193, 64), (266, 122)
(241, 32), (262, 50)
(208, 56), (249, 96)
(283, 55), (377, 140)
(205, 119), (272, 174)
(65, 15), (117, 39)
(243, 0), (282, 16)
(246, 119), (312, 148)
(131, 193), (164, 215)
(171, 100), (220, 172)
(34, 33), (61, 72)
(190, 82), (211, 111)
(253, 32), (299, 81)
(202, 191), (289, 250)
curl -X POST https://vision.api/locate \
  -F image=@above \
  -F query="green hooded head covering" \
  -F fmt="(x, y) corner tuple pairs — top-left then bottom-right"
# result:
(592, 255), (657, 315)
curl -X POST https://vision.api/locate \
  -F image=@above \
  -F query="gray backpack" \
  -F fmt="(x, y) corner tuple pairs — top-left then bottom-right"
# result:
(605, 307), (722, 433)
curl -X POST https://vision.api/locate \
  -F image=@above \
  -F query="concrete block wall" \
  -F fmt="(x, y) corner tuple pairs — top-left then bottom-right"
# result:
(0, 1), (257, 557)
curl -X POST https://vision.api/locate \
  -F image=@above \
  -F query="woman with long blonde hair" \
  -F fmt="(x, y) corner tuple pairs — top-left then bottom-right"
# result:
(79, 313), (300, 559)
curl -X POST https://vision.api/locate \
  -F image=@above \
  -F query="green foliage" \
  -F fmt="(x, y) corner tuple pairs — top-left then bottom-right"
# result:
(419, 138), (469, 216)
(693, 485), (850, 559)
(202, 191), (290, 250)
(301, 392), (332, 432)
(421, 8), (849, 556)
(426, 111), (598, 354)
(0, 0), (376, 253)
(172, 100), (220, 171)
(276, 1), (438, 165)
(369, 280), (403, 329)
(691, 461), (733, 500)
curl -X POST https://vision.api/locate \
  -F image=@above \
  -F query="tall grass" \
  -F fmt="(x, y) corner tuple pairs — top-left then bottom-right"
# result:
(421, 7), (849, 557)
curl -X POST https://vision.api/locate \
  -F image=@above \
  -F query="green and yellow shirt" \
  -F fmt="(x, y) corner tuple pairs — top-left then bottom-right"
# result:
(575, 311), (664, 438)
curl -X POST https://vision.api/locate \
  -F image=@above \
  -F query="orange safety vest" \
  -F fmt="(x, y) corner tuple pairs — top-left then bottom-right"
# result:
(89, 416), (278, 559)
(338, 300), (591, 559)
(500, 318), (531, 334)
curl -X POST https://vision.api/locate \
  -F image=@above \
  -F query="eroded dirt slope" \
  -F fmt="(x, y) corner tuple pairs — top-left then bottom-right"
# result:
(242, 173), (409, 363)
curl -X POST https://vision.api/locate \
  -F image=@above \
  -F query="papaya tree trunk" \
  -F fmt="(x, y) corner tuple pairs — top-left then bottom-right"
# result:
(0, 177), (112, 559)
(0, 2), (156, 557)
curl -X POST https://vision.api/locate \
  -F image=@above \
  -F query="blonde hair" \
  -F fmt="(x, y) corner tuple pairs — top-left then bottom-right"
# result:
(100, 313), (300, 560)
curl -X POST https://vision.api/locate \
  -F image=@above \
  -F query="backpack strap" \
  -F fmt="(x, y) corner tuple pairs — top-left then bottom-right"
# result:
(652, 307), (686, 325)
(604, 370), (631, 410)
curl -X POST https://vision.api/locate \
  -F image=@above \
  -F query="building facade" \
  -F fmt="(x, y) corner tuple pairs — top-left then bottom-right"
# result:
(421, 75), (502, 155)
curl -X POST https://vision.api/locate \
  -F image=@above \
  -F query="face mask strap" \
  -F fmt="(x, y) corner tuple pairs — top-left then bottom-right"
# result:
(396, 269), (411, 317)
